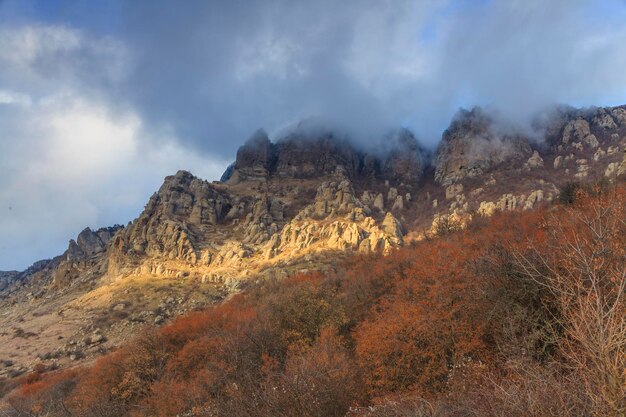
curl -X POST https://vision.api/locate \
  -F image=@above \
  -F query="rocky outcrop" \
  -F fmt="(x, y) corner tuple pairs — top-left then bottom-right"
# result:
(434, 108), (532, 185)
(562, 119), (593, 145)
(109, 171), (232, 273)
(0, 271), (19, 292)
(226, 128), (426, 184)
(273, 135), (361, 179)
(591, 109), (618, 130)
(376, 128), (426, 184)
(295, 179), (364, 220)
(608, 149), (626, 177)
(106, 158), (409, 280)
(66, 227), (121, 260)
(524, 151), (544, 170)
(263, 178), (403, 258)
(264, 210), (402, 259)
(228, 129), (276, 182)
(610, 107), (626, 125)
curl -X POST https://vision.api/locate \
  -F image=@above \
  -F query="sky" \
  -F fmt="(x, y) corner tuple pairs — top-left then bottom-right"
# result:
(1, 0), (626, 270)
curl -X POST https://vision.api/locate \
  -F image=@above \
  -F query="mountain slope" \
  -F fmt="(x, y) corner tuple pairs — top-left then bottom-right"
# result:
(0, 104), (625, 378)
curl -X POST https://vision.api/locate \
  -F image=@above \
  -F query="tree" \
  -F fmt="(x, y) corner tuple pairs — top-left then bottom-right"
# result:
(513, 186), (626, 416)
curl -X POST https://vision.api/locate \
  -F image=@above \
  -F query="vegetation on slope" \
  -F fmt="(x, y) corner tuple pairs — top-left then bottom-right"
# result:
(4, 183), (625, 417)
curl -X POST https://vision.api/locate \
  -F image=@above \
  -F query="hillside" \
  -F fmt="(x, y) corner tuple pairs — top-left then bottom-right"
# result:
(4, 181), (625, 416)
(0, 104), (625, 384)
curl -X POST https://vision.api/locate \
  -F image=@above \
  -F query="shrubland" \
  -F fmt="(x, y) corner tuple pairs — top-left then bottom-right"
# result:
(5, 183), (625, 417)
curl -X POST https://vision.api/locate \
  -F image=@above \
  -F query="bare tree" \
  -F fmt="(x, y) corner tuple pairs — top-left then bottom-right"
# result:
(513, 187), (626, 417)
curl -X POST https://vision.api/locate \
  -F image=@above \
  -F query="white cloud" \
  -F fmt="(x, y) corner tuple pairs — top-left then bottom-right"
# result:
(0, 90), (32, 106)
(0, 24), (226, 270)
(0, 25), (81, 65)
(0, 93), (228, 270)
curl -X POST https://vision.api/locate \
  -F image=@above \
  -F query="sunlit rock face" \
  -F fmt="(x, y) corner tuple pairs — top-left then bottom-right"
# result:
(107, 170), (233, 274)
(108, 132), (418, 280)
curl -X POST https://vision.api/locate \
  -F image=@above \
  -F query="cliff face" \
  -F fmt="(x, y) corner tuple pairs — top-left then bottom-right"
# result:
(434, 105), (626, 187)
(434, 108), (532, 186)
(227, 128), (426, 185)
(107, 135), (413, 285)
(1, 104), (625, 378)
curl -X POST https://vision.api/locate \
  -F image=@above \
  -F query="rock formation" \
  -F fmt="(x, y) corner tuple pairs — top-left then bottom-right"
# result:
(2, 103), (625, 376)
(228, 128), (426, 184)
(434, 107), (532, 185)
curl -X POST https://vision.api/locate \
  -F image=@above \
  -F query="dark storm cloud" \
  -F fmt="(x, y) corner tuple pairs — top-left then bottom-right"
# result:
(114, 0), (439, 156)
(102, 0), (626, 156)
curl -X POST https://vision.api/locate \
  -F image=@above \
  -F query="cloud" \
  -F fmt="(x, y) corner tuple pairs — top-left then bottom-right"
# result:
(0, 24), (226, 270)
(0, 24), (128, 102)
(114, 0), (443, 153)
(2, 0), (626, 269)
(0, 92), (227, 270)
(429, 0), (626, 128)
(106, 0), (626, 150)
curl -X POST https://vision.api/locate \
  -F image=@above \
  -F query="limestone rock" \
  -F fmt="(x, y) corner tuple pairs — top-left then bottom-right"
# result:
(274, 135), (361, 179)
(610, 107), (626, 125)
(434, 107), (531, 185)
(227, 129), (426, 184)
(562, 119), (596, 146)
(562, 119), (589, 143)
(229, 129), (275, 182)
(592, 110), (618, 130)
(381, 212), (403, 238)
(524, 190), (544, 210)
(593, 148), (606, 161)
(575, 159), (590, 179)
(605, 162), (619, 177)
(584, 134), (599, 149)
(617, 150), (626, 177)
(524, 151), (544, 170)
(108, 171), (233, 272)
(373, 193), (385, 211)
(430, 210), (471, 234)
(391, 195), (404, 211)
(496, 194), (518, 211)
(445, 184), (464, 200)
(477, 201), (496, 217)
(303, 179), (364, 219)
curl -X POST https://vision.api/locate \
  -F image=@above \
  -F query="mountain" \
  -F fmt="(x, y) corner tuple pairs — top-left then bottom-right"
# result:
(0, 104), (625, 378)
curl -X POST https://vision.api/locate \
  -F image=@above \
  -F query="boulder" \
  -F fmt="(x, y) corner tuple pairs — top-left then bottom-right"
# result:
(524, 151), (544, 170)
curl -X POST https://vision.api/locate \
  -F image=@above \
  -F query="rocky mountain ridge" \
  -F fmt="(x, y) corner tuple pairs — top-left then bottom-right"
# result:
(1, 104), (625, 377)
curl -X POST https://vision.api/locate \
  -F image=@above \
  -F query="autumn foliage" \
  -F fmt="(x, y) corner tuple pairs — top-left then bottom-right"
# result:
(6, 183), (625, 417)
